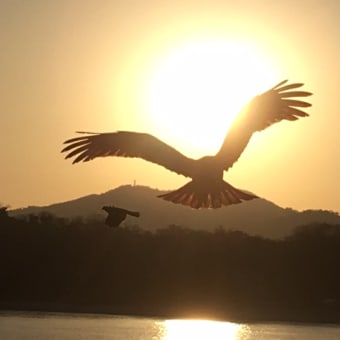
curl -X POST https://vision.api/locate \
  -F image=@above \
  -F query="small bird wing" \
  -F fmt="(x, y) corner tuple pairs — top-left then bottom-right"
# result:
(216, 80), (312, 170)
(62, 131), (195, 177)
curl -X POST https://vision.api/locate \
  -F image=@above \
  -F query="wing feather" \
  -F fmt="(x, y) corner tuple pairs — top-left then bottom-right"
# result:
(282, 99), (312, 108)
(279, 91), (312, 98)
(216, 80), (312, 170)
(62, 131), (194, 177)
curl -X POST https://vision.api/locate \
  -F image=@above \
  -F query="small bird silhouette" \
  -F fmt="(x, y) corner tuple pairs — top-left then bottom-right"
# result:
(102, 205), (140, 228)
(62, 80), (312, 209)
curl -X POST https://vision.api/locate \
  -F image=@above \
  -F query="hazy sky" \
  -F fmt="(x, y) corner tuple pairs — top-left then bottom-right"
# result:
(1, 0), (340, 212)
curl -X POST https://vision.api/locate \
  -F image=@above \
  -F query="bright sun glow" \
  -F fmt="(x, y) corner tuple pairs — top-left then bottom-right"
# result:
(146, 39), (279, 157)
(163, 319), (245, 340)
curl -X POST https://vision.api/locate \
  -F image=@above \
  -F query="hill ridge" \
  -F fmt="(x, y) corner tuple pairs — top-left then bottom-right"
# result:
(10, 185), (340, 239)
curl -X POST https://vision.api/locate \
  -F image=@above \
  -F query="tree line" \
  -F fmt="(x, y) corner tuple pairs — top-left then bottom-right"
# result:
(1, 208), (340, 323)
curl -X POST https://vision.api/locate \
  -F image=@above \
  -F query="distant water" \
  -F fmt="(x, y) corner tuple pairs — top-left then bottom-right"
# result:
(1, 311), (340, 340)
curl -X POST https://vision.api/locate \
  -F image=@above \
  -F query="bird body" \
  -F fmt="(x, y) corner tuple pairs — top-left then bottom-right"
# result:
(158, 155), (257, 208)
(102, 205), (140, 228)
(62, 80), (312, 209)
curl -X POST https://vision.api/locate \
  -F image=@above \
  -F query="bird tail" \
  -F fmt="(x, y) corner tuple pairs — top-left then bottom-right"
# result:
(126, 210), (140, 218)
(158, 180), (258, 209)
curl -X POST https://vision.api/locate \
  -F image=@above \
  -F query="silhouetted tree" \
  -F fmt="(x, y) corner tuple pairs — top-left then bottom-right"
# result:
(0, 206), (10, 222)
(0, 216), (339, 323)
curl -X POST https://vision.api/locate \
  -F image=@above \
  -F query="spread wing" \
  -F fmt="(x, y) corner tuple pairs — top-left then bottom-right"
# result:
(62, 131), (195, 177)
(216, 80), (312, 170)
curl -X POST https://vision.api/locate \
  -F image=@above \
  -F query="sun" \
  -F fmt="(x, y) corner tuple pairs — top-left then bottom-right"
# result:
(163, 319), (244, 340)
(145, 39), (279, 158)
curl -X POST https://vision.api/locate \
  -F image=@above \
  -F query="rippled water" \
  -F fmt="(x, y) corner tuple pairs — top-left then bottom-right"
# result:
(1, 311), (340, 339)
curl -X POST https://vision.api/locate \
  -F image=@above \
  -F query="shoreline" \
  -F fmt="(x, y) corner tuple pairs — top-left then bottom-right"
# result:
(1, 303), (340, 326)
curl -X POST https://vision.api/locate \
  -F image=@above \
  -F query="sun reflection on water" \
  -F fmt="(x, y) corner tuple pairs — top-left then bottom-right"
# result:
(162, 319), (249, 340)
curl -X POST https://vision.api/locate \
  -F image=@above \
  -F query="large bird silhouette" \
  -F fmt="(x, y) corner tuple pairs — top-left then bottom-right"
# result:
(62, 80), (312, 209)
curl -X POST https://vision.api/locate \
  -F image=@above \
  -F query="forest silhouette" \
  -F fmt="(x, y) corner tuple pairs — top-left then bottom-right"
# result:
(1, 207), (339, 323)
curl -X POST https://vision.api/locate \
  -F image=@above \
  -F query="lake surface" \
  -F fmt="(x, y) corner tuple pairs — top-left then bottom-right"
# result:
(1, 311), (340, 339)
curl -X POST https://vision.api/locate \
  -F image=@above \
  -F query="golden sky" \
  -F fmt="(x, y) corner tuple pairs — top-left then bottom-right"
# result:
(1, 0), (339, 212)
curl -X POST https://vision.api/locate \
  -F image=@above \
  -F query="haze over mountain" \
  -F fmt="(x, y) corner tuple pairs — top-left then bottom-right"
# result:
(10, 185), (340, 239)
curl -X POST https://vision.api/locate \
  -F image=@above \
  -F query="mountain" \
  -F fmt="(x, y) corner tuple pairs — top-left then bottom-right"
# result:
(10, 185), (340, 239)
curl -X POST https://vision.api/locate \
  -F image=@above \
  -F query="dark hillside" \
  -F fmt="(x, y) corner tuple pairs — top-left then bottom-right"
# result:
(10, 185), (340, 239)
